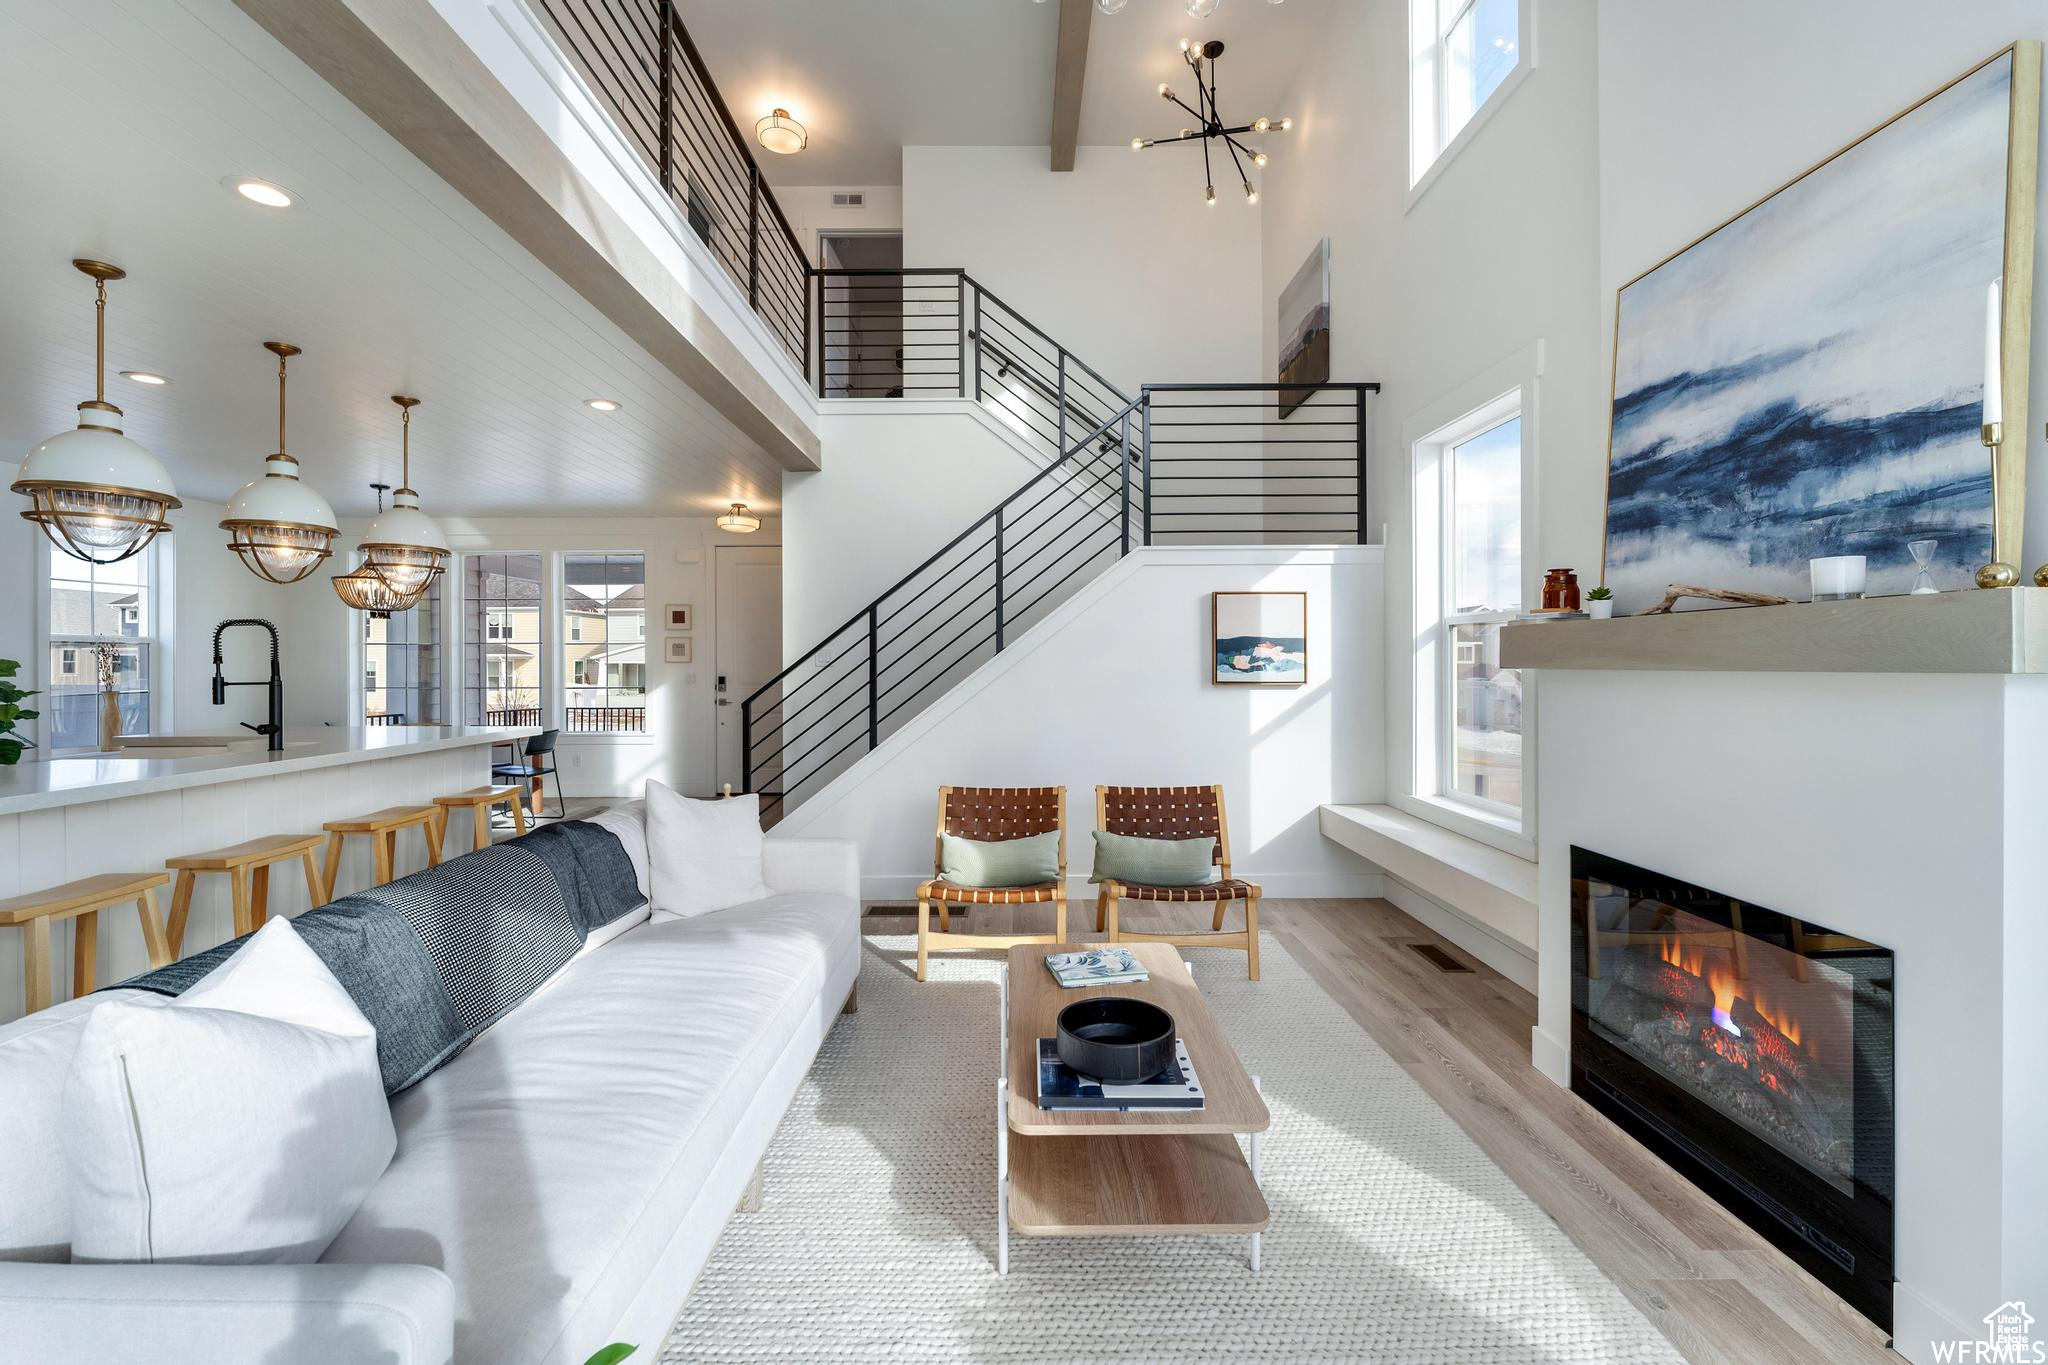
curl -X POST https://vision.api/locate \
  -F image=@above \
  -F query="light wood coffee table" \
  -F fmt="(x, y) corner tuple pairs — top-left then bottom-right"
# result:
(997, 942), (1271, 1273)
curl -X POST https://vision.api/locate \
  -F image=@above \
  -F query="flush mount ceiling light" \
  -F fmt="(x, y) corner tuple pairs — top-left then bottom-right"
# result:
(1132, 40), (1288, 206)
(716, 501), (761, 534)
(584, 397), (621, 412)
(12, 259), (181, 565)
(331, 486), (414, 618)
(223, 176), (295, 208)
(351, 396), (449, 603)
(755, 108), (807, 155)
(221, 342), (340, 585)
(121, 370), (169, 386)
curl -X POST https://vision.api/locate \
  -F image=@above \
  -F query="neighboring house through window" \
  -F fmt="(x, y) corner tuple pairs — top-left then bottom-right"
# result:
(562, 553), (646, 733)
(466, 553), (544, 725)
(45, 543), (155, 750)
(362, 575), (441, 726)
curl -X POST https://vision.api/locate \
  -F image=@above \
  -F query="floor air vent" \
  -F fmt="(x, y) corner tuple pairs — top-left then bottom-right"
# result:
(1410, 943), (1471, 972)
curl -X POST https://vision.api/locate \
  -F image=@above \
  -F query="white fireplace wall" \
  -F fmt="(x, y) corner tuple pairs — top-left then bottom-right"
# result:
(1534, 668), (2047, 1357)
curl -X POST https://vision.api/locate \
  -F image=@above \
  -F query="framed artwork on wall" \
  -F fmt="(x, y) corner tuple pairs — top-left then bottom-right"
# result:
(1602, 43), (2039, 613)
(1211, 591), (1307, 685)
(1277, 239), (1331, 419)
(665, 604), (693, 631)
(665, 637), (693, 664)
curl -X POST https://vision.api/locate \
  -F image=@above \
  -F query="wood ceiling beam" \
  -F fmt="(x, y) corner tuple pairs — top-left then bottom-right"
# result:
(1050, 0), (1092, 172)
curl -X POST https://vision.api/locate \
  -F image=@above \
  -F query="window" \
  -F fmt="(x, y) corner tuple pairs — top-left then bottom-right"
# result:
(46, 544), (154, 750)
(562, 553), (646, 733)
(1410, 0), (1524, 188)
(466, 553), (544, 725)
(1413, 386), (1526, 838)
(1440, 411), (1522, 814)
(362, 575), (440, 725)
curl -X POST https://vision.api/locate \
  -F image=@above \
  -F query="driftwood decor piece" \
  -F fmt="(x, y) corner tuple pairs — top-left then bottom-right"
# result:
(1639, 584), (1795, 615)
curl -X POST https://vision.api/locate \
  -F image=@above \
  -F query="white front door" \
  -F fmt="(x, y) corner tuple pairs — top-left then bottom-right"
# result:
(715, 544), (783, 795)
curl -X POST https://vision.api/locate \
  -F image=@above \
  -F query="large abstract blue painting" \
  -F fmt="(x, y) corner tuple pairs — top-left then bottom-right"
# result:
(1604, 53), (2014, 613)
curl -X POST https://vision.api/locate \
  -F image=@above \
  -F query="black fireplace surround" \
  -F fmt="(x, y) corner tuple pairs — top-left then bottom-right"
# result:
(1570, 848), (1895, 1330)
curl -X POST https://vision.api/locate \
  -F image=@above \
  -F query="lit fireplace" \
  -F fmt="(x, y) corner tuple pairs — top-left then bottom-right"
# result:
(1571, 848), (1894, 1330)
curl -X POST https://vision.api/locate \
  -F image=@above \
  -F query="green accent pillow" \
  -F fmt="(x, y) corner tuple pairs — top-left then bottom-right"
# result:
(1089, 831), (1220, 886)
(940, 831), (1061, 888)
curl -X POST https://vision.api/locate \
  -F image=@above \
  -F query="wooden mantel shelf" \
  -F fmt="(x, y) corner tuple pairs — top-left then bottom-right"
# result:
(1499, 587), (2048, 674)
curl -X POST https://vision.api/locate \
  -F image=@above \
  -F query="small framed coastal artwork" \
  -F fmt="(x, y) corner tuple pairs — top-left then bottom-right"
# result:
(665, 637), (693, 663)
(1211, 591), (1307, 686)
(665, 604), (693, 631)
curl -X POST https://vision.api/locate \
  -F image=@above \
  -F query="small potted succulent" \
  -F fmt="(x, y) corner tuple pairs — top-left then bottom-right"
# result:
(1585, 585), (1615, 620)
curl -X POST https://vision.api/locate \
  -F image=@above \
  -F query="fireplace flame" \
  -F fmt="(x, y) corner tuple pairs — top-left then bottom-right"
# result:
(1657, 934), (1805, 1053)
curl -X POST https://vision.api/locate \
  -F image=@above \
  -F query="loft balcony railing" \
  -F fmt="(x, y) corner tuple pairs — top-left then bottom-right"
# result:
(534, 0), (811, 374)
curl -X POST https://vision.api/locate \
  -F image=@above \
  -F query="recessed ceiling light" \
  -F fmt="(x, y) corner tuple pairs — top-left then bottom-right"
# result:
(585, 398), (621, 412)
(224, 176), (295, 208)
(121, 370), (169, 385)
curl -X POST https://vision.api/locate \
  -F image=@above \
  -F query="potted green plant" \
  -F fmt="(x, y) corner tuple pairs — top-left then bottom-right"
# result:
(1585, 585), (1615, 620)
(0, 658), (39, 765)
(584, 1345), (636, 1365)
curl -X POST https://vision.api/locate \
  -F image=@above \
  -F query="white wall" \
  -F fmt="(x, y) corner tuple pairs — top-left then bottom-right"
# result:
(1259, 0), (1603, 854)
(775, 184), (904, 263)
(785, 399), (1067, 656)
(777, 544), (1386, 899)
(1535, 669), (2048, 1359)
(167, 499), (286, 736)
(1597, 1), (2048, 575)
(282, 515), (779, 798)
(903, 145), (1265, 393)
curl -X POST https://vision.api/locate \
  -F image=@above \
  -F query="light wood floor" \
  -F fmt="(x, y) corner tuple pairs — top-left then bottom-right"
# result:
(869, 894), (1898, 1365)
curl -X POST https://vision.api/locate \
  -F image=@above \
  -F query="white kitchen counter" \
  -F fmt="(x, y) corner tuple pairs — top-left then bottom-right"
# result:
(0, 726), (538, 817)
(0, 725), (542, 1023)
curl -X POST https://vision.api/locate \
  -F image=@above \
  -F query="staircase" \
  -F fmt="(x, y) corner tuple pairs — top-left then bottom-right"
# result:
(534, 0), (1378, 815)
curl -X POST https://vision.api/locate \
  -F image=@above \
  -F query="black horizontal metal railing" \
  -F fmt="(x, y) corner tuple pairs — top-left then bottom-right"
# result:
(1143, 383), (1375, 544)
(743, 381), (1376, 812)
(534, 0), (809, 374)
(743, 396), (1143, 817)
(815, 269), (1132, 463)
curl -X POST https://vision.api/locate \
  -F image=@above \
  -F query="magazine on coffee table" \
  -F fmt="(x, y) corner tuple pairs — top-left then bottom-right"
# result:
(1035, 1037), (1205, 1111)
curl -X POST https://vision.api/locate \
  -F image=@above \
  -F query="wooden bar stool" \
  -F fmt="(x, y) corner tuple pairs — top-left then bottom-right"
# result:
(0, 872), (173, 1015)
(321, 806), (445, 900)
(164, 834), (327, 956)
(433, 785), (530, 852)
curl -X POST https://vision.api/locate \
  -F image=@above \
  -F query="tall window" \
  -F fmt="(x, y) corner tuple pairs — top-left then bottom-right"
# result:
(562, 553), (646, 734)
(46, 544), (153, 750)
(1441, 412), (1522, 814)
(1410, 0), (1523, 187)
(363, 576), (440, 725)
(466, 553), (543, 725)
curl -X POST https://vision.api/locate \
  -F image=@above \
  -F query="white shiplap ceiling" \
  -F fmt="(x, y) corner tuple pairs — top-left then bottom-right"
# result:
(0, 0), (785, 519)
(675, 0), (1333, 187)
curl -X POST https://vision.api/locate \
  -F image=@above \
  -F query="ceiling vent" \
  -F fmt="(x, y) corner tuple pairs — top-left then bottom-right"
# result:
(831, 191), (865, 208)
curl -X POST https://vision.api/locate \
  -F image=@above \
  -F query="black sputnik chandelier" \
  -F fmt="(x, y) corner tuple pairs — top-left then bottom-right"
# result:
(1131, 38), (1290, 205)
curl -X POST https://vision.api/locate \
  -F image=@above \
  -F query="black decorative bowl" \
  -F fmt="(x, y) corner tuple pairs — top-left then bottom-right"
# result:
(1055, 997), (1176, 1084)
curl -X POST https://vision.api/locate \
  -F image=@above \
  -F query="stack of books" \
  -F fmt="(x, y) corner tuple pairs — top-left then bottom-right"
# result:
(1036, 1038), (1204, 1111)
(1043, 947), (1149, 988)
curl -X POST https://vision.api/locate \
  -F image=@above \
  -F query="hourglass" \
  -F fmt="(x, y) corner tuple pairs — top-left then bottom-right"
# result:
(1907, 539), (1940, 595)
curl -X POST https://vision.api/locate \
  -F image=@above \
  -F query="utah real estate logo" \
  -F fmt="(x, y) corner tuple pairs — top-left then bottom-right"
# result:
(1932, 1302), (2042, 1364)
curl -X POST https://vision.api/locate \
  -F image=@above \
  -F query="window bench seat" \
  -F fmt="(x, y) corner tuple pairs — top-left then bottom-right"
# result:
(1317, 804), (1537, 986)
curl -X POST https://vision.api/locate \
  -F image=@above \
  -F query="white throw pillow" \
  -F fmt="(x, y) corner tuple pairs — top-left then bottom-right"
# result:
(646, 780), (772, 919)
(62, 919), (395, 1265)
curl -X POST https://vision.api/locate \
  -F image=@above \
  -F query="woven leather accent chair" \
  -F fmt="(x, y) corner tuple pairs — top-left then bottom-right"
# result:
(915, 786), (1067, 982)
(1094, 784), (1260, 980)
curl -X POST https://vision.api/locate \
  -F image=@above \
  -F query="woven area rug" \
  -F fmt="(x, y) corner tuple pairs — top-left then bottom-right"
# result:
(661, 932), (1682, 1364)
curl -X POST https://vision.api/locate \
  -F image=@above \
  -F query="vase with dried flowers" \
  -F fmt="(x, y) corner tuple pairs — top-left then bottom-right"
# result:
(93, 643), (124, 752)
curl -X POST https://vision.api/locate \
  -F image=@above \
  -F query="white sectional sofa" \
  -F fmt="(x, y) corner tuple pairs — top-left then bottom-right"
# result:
(0, 827), (862, 1365)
